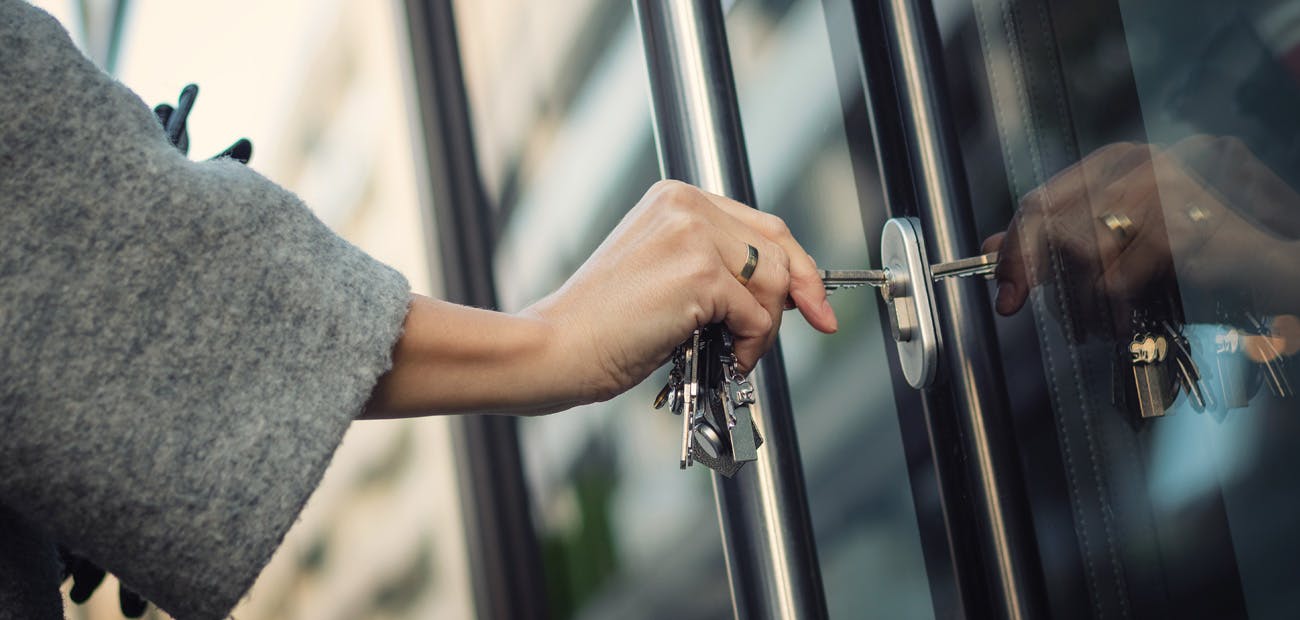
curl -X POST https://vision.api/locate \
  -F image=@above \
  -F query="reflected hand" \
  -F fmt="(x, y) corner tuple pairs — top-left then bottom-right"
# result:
(527, 180), (837, 403)
(983, 138), (1299, 323)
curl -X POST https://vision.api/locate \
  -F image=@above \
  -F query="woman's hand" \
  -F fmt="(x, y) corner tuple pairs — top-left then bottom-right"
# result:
(363, 180), (836, 418)
(527, 180), (837, 404)
(983, 138), (1300, 325)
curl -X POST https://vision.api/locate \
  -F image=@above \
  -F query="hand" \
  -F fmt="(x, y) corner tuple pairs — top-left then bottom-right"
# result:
(363, 181), (835, 418)
(983, 138), (1300, 325)
(527, 180), (837, 403)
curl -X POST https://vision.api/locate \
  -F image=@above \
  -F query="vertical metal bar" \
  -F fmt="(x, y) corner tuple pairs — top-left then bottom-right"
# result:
(401, 2), (548, 619)
(634, 2), (828, 619)
(851, 0), (1048, 617)
(73, 0), (130, 74)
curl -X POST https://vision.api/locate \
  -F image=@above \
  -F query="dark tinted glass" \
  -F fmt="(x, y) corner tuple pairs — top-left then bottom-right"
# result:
(942, 0), (1300, 616)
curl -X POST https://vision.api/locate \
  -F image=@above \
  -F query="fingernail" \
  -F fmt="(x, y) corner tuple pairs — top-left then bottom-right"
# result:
(821, 298), (838, 332)
(995, 280), (1018, 316)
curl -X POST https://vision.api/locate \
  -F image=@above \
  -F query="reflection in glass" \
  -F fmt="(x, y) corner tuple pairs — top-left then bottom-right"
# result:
(951, 0), (1300, 616)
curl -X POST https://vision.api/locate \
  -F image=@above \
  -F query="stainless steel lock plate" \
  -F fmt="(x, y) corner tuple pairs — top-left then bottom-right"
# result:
(881, 217), (941, 388)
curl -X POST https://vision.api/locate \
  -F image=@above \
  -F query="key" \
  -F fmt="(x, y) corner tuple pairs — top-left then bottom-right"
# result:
(680, 329), (701, 468)
(930, 251), (999, 280)
(819, 251), (1000, 291)
(1245, 313), (1293, 399)
(689, 325), (763, 477)
(1163, 321), (1212, 413)
(655, 324), (765, 476)
(1127, 331), (1177, 419)
(820, 268), (887, 291)
(1213, 327), (1255, 411)
(717, 329), (759, 463)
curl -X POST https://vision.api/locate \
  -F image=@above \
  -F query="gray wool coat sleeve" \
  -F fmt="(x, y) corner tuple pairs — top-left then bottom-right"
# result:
(0, 2), (412, 618)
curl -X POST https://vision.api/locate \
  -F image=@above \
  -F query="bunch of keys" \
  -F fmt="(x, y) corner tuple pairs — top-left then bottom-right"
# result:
(1123, 318), (1216, 418)
(652, 248), (1002, 474)
(654, 325), (762, 477)
(1130, 308), (1296, 420)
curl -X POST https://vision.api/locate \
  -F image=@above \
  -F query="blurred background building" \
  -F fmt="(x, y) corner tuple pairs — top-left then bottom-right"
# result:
(35, 0), (474, 618)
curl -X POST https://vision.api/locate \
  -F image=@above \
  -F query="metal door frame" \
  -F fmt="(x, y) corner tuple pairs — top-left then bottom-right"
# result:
(845, 0), (1049, 618)
(634, 0), (1051, 617)
(402, 2), (548, 618)
(635, 2), (829, 619)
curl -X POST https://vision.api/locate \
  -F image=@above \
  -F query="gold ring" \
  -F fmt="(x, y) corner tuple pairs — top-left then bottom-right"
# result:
(1100, 213), (1136, 240)
(737, 244), (759, 286)
(1186, 203), (1211, 229)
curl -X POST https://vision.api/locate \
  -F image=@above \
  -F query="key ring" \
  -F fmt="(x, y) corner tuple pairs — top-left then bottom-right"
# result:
(1100, 212), (1136, 241)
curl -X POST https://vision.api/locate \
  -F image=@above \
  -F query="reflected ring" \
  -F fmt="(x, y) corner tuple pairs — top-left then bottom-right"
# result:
(1186, 203), (1212, 230)
(1100, 213), (1136, 240)
(737, 244), (759, 286)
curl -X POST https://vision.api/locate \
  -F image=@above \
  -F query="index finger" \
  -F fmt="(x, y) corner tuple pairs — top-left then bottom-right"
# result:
(697, 190), (838, 334)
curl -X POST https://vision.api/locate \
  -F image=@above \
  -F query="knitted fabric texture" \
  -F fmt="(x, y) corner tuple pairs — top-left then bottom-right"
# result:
(0, 1), (411, 618)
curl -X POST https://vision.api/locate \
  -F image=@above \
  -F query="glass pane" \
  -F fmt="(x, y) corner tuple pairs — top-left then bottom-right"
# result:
(457, 3), (729, 618)
(944, 0), (1300, 616)
(726, 1), (936, 618)
(462, 0), (938, 617)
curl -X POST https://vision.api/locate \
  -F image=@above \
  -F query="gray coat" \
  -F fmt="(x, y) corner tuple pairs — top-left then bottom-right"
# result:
(0, 2), (411, 618)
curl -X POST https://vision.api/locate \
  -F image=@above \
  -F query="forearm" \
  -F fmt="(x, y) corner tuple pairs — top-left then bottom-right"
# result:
(360, 294), (587, 418)
(361, 182), (838, 419)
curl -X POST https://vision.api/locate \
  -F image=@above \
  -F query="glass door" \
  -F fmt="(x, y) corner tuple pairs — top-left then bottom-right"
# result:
(721, 1), (948, 618)
(929, 0), (1300, 617)
(638, 0), (1036, 617)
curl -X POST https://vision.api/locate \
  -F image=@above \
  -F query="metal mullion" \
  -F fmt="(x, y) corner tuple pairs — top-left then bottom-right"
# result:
(401, 2), (547, 619)
(634, 2), (828, 619)
(849, 0), (1048, 618)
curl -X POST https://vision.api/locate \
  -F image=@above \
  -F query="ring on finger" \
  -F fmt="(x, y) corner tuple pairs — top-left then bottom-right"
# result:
(1185, 202), (1213, 231)
(1100, 213), (1136, 241)
(737, 244), (759, 286)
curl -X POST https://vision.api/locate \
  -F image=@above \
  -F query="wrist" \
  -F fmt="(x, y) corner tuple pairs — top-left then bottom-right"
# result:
(521, 293), (621, 408)
(364, 295), (589, 418)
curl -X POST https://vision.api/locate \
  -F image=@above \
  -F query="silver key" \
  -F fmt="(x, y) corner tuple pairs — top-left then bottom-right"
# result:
(1214, 327), (1254, 411)
(1163, 321), (1212, 413)
(680, 329), (701, 468)
(1246, 313), (1293, 398)
(657, 325), (764, 475)
(929, 251), (999, 280)
(820, 268), (887, 291)
(820, 251), (999, 291)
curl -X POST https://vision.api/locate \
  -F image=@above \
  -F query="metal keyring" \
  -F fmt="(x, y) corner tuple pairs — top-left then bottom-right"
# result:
(737, 244), (759, 286)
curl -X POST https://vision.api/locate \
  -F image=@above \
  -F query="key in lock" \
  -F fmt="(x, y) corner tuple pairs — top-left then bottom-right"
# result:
(819, 217), (999, 389)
